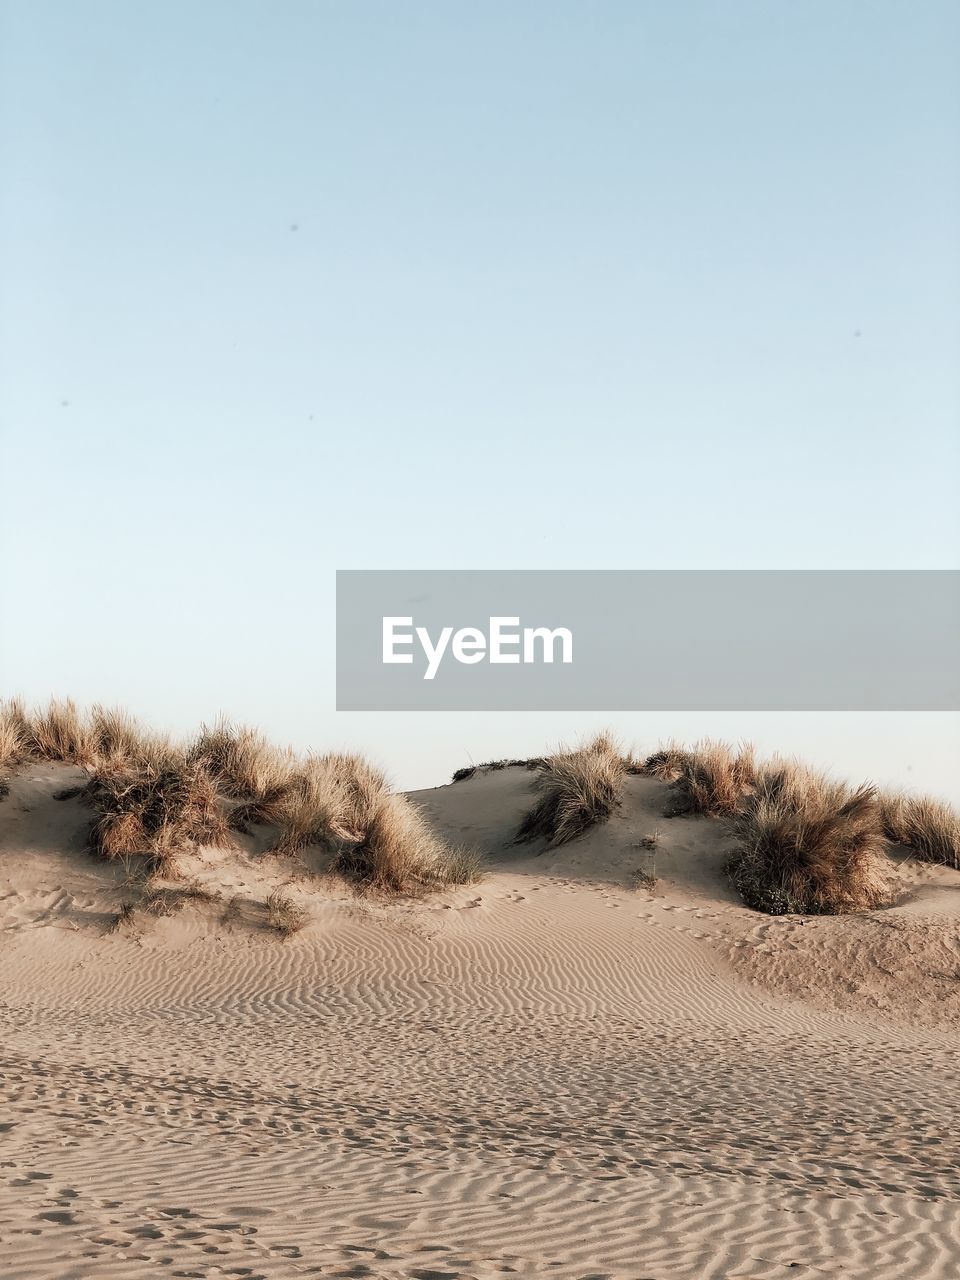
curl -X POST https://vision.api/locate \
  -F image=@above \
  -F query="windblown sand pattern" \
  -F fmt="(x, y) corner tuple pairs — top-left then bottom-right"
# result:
(2, 765), (959, 1278)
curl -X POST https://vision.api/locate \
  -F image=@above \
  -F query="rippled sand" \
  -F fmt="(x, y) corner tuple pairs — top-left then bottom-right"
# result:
(2, 764), (959, 1278)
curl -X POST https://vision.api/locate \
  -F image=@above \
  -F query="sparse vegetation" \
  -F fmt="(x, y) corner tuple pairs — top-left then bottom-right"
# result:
(516, 733), (625, 847)
(633, 864), (658, 890)
(110, 900), (137, 932)
(452, 758), (540, 783)
(726, 764), (895, 915)
(266, 889), (308, 937)
(879, 791), (960, 869)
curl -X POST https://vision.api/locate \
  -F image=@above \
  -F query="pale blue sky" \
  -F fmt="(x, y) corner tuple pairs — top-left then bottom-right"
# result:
(2, 2), (958, 795)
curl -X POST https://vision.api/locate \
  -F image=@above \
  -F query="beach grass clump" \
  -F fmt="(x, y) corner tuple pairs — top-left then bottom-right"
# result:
(266, 752), (388, 855)
(87, 754), (231, 866)
(726, 764), (895, 915)
(189, 718), (296, 799)
(646, 739), (757, 818)
(1, 698), (31, 766)
(4, 697), (475, 894)
(266, 889), (308, 937)
(879, 791), (960, 869)
(641, 741), (691, 782)
(189, 718), (301, 830)
(88, 704), (151, 768)
(333, 791), (480, 892)
(515, 732), (625, 847)
(0, 700), (30, 797)
(28, 697), (98, 766)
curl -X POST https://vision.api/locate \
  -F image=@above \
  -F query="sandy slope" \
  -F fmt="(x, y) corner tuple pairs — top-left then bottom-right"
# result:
(1, 762), (959, 1279)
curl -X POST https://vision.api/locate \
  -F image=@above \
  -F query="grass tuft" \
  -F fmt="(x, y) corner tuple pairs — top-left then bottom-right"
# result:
(87, 755), (231, 866)
(1, 698), (31, 775)
(879, 791), (960, 869)
(648, 739), (757, 817)
(333, 792), (479, 892)
(726, 765), (895, 915)
(29, 698), (97, 765)
(516, 733), (625, 847)
(266, 889), (308, 937)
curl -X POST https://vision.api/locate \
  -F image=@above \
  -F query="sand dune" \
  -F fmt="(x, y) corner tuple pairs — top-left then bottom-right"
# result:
(2, 762), (960, 1278)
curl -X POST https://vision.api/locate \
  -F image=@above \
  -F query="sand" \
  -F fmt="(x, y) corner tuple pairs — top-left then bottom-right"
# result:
(2, 762), (959, 1279)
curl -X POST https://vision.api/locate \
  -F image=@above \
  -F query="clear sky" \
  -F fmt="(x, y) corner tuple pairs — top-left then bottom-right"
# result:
(2, 2), (958, 796)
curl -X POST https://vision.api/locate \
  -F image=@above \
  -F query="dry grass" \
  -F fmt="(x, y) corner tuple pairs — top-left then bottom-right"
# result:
(333, 792), (480, 892)
(190, 720), (300, 831)
(87, 755), (231, 866)
(515, 732), (625, 847)
(266, 889), (308, 937)
(641, 741), (691, 782)
(189, 718), (298, 804)
(268, 752), (388, 855)
(2, 698), (174, 777)
(28, 698), (97, 765)
(3, 698), (478, 894)
(110, 900), (137, 932)
(1, 698), (31, 773)
(452, 758), (539, 783)
(879, 792), (960, 869)
(633, 864), (658, 890)
(646, 739), (757, 817)
(89, 705), (148, 766)
(727, 764), (895, 915)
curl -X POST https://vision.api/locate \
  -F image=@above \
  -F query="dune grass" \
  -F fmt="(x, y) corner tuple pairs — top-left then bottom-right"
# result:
(28, 698), (98, 765)
(2, 699), (479, 896)
(726, 764), (895, 915)
(266, 889), (308, 937)
(452, 758), (540, 783)
(515, 732), (625, 847)
(1, 699), (30, 765)
(879, 791), (960, 870)
(644, 739), (758, 817)
(87, 754), (232, 866)
(13, 701), (958, 916)
(334, 791), (482, 892)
